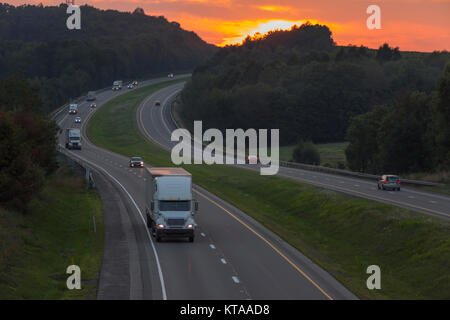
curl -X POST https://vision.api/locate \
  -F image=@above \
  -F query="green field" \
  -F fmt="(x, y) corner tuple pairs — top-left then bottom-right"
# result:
(87, 81), (450, 300)
(0, 164), (104, 299)
(280, 142), (348, 167)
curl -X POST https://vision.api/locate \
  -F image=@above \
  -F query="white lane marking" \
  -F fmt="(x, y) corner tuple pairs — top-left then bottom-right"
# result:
(221, 258), (227, 264)
(430, 200), (437, 204)
(209, 244), (216, 249)
(61, 149), (167, 300)
(354, 184), (360, 187)
(408, 196), (415, 199)
(232, 276), (240, 284)
(201, 232), (206, 237)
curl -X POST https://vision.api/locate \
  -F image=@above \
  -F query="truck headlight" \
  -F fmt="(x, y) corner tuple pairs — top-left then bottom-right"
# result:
(187, 224), (193, 229)
(157, 224), (165, 229)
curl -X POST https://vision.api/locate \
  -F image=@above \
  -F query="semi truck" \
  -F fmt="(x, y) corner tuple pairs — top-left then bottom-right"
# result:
(65, 128), (82, 150)
(145, 167), (198, 242)
(87, 91), (96, 101)
(69, 103), (78, 114)
(112, 80), (123, 91)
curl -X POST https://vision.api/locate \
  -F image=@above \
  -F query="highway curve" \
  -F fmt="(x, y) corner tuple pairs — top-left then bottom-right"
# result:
(54, 77), (357, 300)
(141, 83), (450, 220)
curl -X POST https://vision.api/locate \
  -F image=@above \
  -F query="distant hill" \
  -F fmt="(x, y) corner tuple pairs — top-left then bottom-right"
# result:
(180, 23), (450, 144)
(0, 3), (217, 112)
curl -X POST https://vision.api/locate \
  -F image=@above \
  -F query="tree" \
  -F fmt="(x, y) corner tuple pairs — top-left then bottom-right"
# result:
(293, 140), (320, 165)
(345, 107), (385, 172)
(376, 43), (401, 62)
(0, 111), (44, 212)
(434, 63), (450, 169)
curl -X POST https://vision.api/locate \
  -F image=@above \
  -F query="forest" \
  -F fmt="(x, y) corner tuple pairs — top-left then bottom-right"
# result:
(180, 23), (450, 173)
(0, 3), (216, 113)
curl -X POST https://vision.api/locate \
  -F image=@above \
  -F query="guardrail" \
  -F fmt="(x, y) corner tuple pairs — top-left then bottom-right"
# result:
(57, 147), (95, 189)
(280, 160), (445, 187)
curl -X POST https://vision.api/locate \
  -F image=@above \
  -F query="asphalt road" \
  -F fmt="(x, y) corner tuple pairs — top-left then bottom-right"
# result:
(54, 77), (357, 300)
(140, 83), (450, 220)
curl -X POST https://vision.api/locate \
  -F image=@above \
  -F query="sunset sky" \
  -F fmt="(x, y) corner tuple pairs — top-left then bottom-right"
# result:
(6, 0), (450, 52)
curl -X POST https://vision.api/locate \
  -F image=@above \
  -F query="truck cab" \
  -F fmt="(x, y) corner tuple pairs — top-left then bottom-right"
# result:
(145, 167), (198, 242)
(112, 80), (122, 91)
(87, 91), (96, 101)
(65, 128), (82, 150)
(69, 104), (78, 114)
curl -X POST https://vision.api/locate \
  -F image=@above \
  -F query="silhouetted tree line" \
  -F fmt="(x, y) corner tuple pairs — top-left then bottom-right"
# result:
(346, 63), (450, 174)
(0, 3), (216, 113)
(180, 23), (450, 148)
(0, 76), (58, 212)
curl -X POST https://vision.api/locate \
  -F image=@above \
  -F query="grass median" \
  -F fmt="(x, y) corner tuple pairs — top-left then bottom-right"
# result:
(87, 80), (450, 300)
(0, 164), (104, 299)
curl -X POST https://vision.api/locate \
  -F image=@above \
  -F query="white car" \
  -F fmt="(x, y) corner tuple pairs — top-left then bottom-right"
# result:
(75, 117), (81, 123)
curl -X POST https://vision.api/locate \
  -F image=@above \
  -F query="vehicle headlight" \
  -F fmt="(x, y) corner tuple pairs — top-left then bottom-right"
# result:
(157, 224), (165, 229)
(187, 224), (193, 229)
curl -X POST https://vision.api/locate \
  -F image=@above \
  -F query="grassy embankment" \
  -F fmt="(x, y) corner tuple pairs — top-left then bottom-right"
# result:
(0, 165), (104, 299)
(87, 80), (450, 300)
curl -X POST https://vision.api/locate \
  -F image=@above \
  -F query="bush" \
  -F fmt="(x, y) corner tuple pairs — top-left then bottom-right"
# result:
(293, 140), (321, 165)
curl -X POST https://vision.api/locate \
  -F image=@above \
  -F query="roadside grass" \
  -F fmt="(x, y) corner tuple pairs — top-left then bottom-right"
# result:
(0, 165), (103, 299)
(87, 81), (450, 300)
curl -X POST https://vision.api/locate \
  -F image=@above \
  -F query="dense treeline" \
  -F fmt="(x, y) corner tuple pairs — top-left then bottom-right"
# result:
(0, 76), (58, 211)
(346, 64), (450, 174)
(0, 3), (216, 113)
(180, 23), (450, 146)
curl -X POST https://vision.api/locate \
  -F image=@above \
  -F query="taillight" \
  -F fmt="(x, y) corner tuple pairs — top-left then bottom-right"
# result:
(384, 180), (389, 183)
(397, 181), (401, 184)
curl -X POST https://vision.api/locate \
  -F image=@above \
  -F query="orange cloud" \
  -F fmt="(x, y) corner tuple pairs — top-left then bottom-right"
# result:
(4, 0), (450, 51)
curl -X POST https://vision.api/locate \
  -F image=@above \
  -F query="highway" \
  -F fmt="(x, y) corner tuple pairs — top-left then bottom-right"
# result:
(139, 82), (450, 220)
(53, 77), (357, 300)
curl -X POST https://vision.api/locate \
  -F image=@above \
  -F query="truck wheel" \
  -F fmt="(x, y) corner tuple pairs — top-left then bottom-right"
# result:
(188, 236), (194, 243)
(156, 233), (162, 242)
(146, 214), (151, 228)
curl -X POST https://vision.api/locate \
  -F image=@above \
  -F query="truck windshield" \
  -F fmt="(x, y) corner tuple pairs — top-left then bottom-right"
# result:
(159, 200), (190, 211)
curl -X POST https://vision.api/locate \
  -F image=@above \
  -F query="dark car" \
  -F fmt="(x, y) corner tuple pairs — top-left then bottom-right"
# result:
(129, 157), (144, 168)
(155, 100), (161, 106)
(378, 175), (401, 191)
